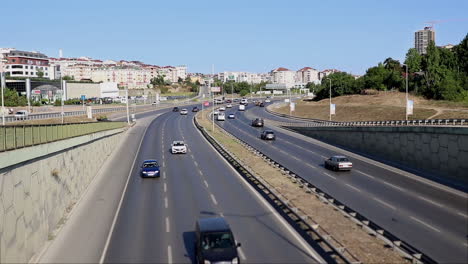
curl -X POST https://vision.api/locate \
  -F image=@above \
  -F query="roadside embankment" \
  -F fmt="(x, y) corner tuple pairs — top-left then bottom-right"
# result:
(0, 126), (126, 262)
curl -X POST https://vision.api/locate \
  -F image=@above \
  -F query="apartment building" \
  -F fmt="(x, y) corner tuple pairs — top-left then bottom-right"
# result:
(318, 69), (341, 80)
(217, 71), (266, 84)
(271, 67), (296, 88)
(0, 48), (51, 79)
(415, 26), (436, 54)
(296, 67), (320, 84)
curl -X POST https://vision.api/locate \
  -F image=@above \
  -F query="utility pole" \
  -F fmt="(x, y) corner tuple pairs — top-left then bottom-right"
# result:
(403, 64), (409, 120)
(61, 77), (64, 124)
(329, 78), (332, 121)
(125, 87), (130, 124)
(1, 72), (5, 126)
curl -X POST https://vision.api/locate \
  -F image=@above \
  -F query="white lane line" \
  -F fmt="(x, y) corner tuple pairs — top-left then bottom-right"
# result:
(238, 247), (246, 261)
(199, 169), (204, 176)
(166, 217), (170, 232)
(306, 163), (317, 169)
(464, 242), (468, 248)
(167, 245), (173, 264)
(164, 197), (168, 209)
(345, 183), (362, 193)
(457, 212), (468, 218)
(355, 170), (375, 179)
(210, 194), (218, 205)
(373, 197), (396, 210)
(204, 180), (209, 188)
(194, 160), (199, 167)
(417, 196), (443, 207)
(164, 182), (167, 193)
(320, 155), (328, 159)
(323, 172), (336, 180)
(190, 154), (195, 159)
(410, 216), (441, 233)
(99, 117), (151, 264)
(220, 212), (225, 217)
(382, 181), (405, 192)
(163, 171), (166, 179)
(162, 161), (166, 167)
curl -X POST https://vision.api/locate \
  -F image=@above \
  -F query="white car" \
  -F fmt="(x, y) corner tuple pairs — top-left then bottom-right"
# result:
(180, 109), (188, 115)
(219, 106), (226, 111)
(228, 113), (235, 119)
(217, 113), (226, 121)
(226, 104), (232, 108)
(14, 110), (29, 120)
(213, 109), (220, 115)
(240, 99), (248, 105)
(171, 141), (187, 154)
(265, 99), (271, 103)
(238, 105), (245, 111)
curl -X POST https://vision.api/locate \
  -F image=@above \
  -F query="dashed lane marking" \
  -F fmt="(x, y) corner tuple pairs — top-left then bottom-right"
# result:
(238, 247), (246, 261)
(382, 181), (405, 192)
(204, 180), (209, 188)
(355, 170), (375, 179)
(166, 217), (170, 232)
(323, 172), (336, 180)
(167, 245), (173, 264)
(210, 194), (218, 205)
(457, 212), (468, 218)
(164, 183), (167, 193)
(345, 183), (362, 193)
(410, 216), (441, 233)
(164, 197), (168, 209)
(194, 160), (199, 167)
(417, 196), (443, 207)
(373, 197), (396, 210)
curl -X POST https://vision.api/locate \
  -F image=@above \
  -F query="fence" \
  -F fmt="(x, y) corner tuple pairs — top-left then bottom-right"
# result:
(0, 121), (126, 152)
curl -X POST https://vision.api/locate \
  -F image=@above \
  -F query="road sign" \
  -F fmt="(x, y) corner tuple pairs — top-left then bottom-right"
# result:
(81, 95), (86, 100)
(406, 100), (413, 115)
(211, 87), (221, 92)
(290, 102), (295, 112)
(330, 104), (336, 115)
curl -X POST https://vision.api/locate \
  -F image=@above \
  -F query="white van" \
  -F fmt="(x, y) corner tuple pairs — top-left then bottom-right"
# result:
(15, 110), (29, 120)
(238, 105), (245, 111)
(240, 99), (248, 105)
(217, 113), (226, 121)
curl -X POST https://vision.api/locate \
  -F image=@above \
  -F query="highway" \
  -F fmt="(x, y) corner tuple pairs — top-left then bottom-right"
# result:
(218, 102), (468, 263)
(38, 97), (323, 263)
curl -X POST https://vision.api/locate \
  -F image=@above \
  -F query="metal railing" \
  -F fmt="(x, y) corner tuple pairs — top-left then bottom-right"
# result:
(0, 121), (126, 152)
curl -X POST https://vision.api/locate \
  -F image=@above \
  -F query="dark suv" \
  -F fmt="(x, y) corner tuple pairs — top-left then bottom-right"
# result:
(251, 118), (264, 127)
(195, 217), (241, 264)
(173, 107), (179, 112)
(192, 106), (199, 112)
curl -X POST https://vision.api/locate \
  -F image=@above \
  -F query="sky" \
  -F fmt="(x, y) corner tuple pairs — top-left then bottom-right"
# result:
(1, 0), (467, 75)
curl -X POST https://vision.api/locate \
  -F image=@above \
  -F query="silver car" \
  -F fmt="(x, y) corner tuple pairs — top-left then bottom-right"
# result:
(324, 156), (353, 171)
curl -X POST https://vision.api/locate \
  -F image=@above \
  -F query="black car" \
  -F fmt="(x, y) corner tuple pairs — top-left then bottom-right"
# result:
(192, 106), (199, 112)
(195, 217), (241, 264)
(173, 107), (179, 112)
(259, 102), (265, 107)
(260, 130), (275, 140)
(251, 118), (264, 127)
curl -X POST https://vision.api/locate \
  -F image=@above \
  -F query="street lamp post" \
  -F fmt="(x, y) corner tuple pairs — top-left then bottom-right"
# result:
(1, 72), (5, 126)
(125, 87), (130, 125)
(403, 64), (409, 120)
(329, 79), (332, 121)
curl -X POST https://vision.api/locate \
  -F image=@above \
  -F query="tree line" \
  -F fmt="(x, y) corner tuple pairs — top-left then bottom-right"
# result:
(310, 33), (468, 102)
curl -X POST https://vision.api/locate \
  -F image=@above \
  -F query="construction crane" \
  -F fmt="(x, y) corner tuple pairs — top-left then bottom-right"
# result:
(425, 18), (468, 28)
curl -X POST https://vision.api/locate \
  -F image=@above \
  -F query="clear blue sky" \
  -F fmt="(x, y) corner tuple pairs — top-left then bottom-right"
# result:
(1, 0), (467, 74)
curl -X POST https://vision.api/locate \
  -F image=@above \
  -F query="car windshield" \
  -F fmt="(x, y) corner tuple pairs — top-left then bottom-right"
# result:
(143, 162), (158, 168)
(201, 232), (234, 250)
(173, 142), (184, 146)
(16, 112), (25, 115)
(266, 131), (274, 135)
(337, 158), (349, 162)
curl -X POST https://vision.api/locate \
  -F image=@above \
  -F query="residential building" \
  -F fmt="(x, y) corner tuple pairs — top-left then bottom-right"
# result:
(271, 67), (296, 88)
(0, 48), (51, 79)
(296, 67), (320, 85)
(415, 26), (436, 54)
(319, 69), (341, 80)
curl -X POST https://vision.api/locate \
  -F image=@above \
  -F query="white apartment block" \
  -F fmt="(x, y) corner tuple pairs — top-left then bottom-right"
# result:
(271, 67), (296, 88)
(92, 68), (152, 89)
(1, 48), (51, 79)
(217, 71), (266, 84)
(296, 67), (320, 85)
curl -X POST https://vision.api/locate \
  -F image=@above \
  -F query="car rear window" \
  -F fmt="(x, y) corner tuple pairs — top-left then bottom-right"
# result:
(338, 158), (349, 162)
(143, 162), (158, 168)
(201, 232), (234, 250)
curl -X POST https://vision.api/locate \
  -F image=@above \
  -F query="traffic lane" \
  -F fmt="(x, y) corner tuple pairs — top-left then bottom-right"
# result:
(104, 112), (173, 263)
(217, 114), (467, 263)
(178, 114), (322, 263)
(112, 103), (201, 122)
(239, 106), (468, 213)
(248, 103), (309, 123)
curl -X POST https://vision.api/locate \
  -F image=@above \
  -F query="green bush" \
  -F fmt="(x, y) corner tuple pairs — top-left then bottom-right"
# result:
(239, 89), (249, 96)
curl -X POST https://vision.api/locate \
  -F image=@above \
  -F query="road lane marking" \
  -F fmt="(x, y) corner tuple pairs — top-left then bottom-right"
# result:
(164, 197), (168, 208)
(345, 183), (362, 192)
(464, 242), (468, 248)
(166, 217), (170, 232)
(457, 212), (468, 218)
(167, 245), (173, 264)
(417, 196), (443, 207)
(382, 181), (405, 192)
(355, 170), (375, 179)
(210, 194), (218, 205)
(373, 197), (396, 210)
(163, 171), (166, 179)
(238, 247), (246, 261)
(162, 161), (166, 167)
(194, 160), (199, 167)
(306, 163), (317, 169)
(99, 116), (151, 264)
(410, 216), (441, 233)
(204, 180), (209, 188)
(323, 172), (336, 180)
(164, 183), (167, 192)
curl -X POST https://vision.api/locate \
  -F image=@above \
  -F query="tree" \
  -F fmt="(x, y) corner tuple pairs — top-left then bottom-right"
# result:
(4, 88), (28, 106)
(405, 48), (422, 73)
(314, 72), (359, 100)
(62, 75), (74, 81)
(37, 69), (44, 78)
(178, 77), (183, 83)
(363, 63), (387, 90)
(150, 75), (166, 86)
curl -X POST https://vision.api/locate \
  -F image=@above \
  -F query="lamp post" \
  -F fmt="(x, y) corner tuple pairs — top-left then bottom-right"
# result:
(1, 72), (5, 126)
(125, 87), (130, 125)
(329, 78), (332, 121)
(402, 64), (409, 120)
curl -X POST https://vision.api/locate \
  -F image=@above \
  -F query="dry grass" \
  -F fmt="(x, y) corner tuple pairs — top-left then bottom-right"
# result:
(196, 110), (408, 264)
(7, 115), (95, 125)
(276, 91), (468, 121)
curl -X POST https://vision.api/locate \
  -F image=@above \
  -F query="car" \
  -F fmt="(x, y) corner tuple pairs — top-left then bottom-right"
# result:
(259, 102), (265, 107)
(233, 98), (240, 102)
(238, 105), (245, 111)
(14, 110), (29, 120)
(192, 106), (199, 112)
(180, 109), (188, 115)
(226, 104), (232, 108)
(219, 106), (226, 111)
(260, 130), (275, 140)
(217, 113), (226, 121)
(255, 101), (260, 106)
(171, 141), (187, 154)
(240, 99), (248, 105)
(172, 107), (179, 112)
(215, 98), (224, 104)
(140, 160), (160, 177)
(228, 113), (235, 119)
(152, 101), (158, 105)
(265, 99), (271, 103)
(251, 118), (264, 127)
(195, 217), (241, 264)
(324, 155), (353, 171)
(225, 99), (232, 103)
(213, 109), (220, 115)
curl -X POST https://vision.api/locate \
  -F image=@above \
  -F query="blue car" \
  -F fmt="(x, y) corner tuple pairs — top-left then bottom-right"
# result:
(140, 159), (161, 178)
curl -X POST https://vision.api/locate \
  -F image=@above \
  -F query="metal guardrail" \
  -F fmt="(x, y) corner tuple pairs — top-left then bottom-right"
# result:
(208, 113), (437, 264)
(0, 121), (126, 152)
(265, 104), (468, 127)
(195, 115), (354, 264)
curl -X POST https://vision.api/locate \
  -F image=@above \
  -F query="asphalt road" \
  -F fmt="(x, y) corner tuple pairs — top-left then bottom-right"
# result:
(102, 109), (323, 263)
(218, 102), (468, 263)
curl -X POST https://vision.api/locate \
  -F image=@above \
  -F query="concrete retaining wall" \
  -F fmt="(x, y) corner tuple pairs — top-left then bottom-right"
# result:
(287, 126), (468, 185)
(0, 128), (124, 262)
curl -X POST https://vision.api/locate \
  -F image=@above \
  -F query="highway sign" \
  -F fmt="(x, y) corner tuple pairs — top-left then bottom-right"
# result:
(211, 87), (221, 92)
(407, 100), (413, 115)
(330, 104), (336, 115)
(81, 95), (86, 100)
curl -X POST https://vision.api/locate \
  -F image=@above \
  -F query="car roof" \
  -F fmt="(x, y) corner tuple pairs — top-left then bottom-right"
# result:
(264, 130), (274, 133)
(172, 140), (184, 144)
(332, 155), (347, 159)
(197, 217), (231, 232)
(143, 159), (158, 163)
